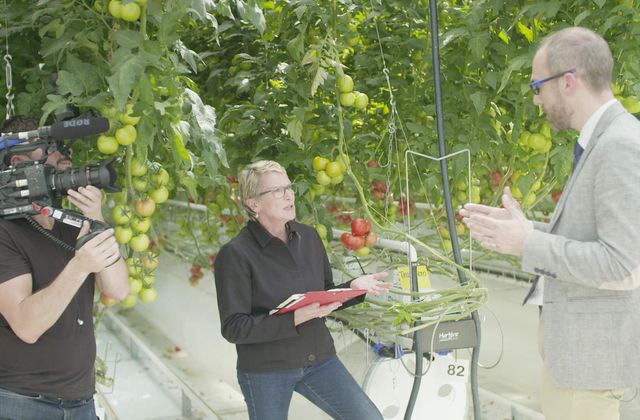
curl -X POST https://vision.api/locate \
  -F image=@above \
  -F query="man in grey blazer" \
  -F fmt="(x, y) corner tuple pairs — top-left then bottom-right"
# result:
(460, 27), (640, 420)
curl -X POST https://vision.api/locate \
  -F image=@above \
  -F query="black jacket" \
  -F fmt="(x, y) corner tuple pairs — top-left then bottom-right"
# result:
(214, 220), (360, 372)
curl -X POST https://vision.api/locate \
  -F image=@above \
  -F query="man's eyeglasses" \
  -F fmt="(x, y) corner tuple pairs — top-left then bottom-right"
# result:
(257, 184), (297, 199)
(530, 68), (576, 95)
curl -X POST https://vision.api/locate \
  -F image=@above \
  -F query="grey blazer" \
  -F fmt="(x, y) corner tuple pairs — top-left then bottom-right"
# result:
(522, 102), (640, 389)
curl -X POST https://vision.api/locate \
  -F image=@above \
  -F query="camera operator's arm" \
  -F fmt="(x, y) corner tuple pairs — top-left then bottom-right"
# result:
(0, 229), (121, 344)
(68, 187), (129, 298)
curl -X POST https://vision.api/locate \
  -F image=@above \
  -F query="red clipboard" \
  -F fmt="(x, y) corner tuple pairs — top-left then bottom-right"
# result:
(269, 289), (367, 315)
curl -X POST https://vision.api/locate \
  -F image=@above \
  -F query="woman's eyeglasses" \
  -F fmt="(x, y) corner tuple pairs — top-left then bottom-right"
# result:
(256, 184), (297, 199)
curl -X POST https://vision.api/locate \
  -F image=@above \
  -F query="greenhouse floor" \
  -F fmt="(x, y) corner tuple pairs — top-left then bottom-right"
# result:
(95, 253), (640, 420)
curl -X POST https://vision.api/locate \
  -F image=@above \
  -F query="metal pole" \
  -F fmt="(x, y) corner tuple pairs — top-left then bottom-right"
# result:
(403, 260), (422, 420)
(427, 2), (482, 419)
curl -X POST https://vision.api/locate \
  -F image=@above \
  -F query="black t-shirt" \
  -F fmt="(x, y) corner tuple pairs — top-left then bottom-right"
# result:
(214, 220), (362, 373)
(0, 218), (96, 400)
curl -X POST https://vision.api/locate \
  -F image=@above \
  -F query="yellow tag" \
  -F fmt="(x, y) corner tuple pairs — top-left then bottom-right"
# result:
(397, 265), (431, 290)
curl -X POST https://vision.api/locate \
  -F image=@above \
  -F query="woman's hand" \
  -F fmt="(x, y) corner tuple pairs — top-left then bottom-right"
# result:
(350, 271), (391, 296)
(294, 302), (342, 326)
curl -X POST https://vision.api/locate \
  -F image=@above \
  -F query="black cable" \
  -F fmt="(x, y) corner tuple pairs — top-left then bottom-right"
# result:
(25, 215), (75, 252)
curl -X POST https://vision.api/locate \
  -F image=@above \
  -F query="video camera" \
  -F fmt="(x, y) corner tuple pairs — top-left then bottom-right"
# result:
(0, 116), (120, 219)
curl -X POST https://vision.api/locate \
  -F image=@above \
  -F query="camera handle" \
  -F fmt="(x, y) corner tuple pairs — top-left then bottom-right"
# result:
(33, 203), (110, 250)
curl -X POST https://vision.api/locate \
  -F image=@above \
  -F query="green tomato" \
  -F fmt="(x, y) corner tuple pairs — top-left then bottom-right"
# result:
(339, 92), (355, 107)
(114, 226), (133, 244)
(312, 156), (329, 172)
(132, 177), (149, 192)
(112, 205), (133, 224)
(149, 186), (169, 204)
(139, 287), (158, 304)
(353, 92), (369, 110)
(115, 125), (137, 146)
(120, 2), (141, 21)
(126, 257), (143, 277)
(97, 135), (119, 154)
(316, 171), (331, 186)
(330, 174), (344, 185)
(130, 233), (150, 252)
(325, 161), (342, 178)
(120, 293), (137, 308)
(142, 274), (155, 286)
(131, 217), (151, 233)
(131, 158), (148, 176)
(108, 0), (122, 18)
(354, 246), (370, 257)
(337, 75), (354, 93)
(129, 277), (143, 294)
(151, 168), (170, 186)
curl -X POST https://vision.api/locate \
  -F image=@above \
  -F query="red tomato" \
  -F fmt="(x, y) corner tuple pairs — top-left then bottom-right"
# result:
(341, 233), (365, 250)
(351, 218), (371, 237)
(365, 232), (378, 247)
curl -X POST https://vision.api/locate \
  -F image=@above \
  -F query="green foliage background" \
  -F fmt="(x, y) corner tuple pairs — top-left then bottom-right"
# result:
(1, 0), (639, 225)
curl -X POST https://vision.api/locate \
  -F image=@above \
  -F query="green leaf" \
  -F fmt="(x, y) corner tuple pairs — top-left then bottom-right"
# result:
(310, 66), (328, 97)
(287, 117), (303, 147)
(469, 33), (490, 60)
(574, 10), (591, 26)
(114, 30), (144, 50)
(175, 40), (202, 74)
(498, 30), (510, 45)
(469, 91), (487, 115)
(498, 54), (531, 94)
(516, 22), (533, 43)
(287, 32), (305, 61)
(235, 0), (266, 34)
(441, 28), (469, 48)
(184, 88), (228, 171)
(56, 70), (84, 97)
(107, 56), (147, 111)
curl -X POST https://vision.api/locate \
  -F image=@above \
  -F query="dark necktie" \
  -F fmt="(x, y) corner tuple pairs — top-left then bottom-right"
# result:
(522, 276), (539, 305)
(573, 141), (584, 171)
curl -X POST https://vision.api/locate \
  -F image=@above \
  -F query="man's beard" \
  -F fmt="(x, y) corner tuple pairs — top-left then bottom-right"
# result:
(545, 97), (573, 131)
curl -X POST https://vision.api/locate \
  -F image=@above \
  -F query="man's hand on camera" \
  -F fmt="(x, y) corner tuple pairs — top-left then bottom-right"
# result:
(74, 222), (121, 273)
(67, 186), (104, 221)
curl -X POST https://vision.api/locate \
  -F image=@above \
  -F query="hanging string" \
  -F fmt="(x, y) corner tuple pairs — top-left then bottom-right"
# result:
(4, 0), (15, 120)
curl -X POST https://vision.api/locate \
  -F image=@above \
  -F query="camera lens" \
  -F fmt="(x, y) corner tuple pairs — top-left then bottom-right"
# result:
(48, 158), (119, 196)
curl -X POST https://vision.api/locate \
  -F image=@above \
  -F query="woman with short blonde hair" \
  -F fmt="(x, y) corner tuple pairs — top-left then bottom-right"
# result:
(215, 160), (390, 420)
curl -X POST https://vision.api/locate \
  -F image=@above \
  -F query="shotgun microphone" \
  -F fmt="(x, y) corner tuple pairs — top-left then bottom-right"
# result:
(0, 117), (109, 149)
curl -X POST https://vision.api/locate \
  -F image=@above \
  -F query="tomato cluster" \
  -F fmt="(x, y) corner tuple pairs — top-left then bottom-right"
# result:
(340, 217), (378, 257)
(337, 74), (368, 111)
(114, 253), (159, 308)
(189, 263), (204, 286)
(106, 0), (146, 22)
(453, 177), (481, 205)
(310, 154), (348, 195)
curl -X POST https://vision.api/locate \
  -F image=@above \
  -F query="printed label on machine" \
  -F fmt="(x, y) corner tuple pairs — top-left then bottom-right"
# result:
(397, 265), (431, 290)
(436, 355), (470, 384)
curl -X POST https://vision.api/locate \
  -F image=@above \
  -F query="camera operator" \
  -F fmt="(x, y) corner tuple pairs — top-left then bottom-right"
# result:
(0, 116), (129, 420)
